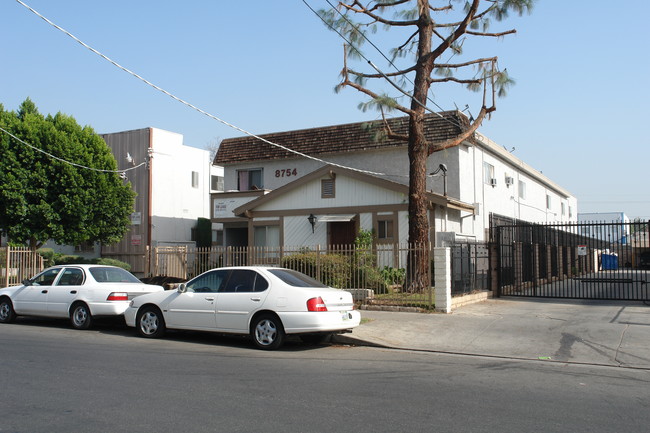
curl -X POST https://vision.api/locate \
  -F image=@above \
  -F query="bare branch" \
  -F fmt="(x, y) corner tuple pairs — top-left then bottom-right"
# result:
(424, 0), (481, 67)
(366, 0), (411, 13)
(347, 65), (416, 79)
(427, 105), (495, 154)
(396, 29), (419, 53)
(380, 109), (409, 141)
(340, 0), (419, 26)
(433, 57), (497, 69)
(339, 73), (413, 116)
(427, 77), (482, 85)
(429, 4), (453, 12)
(466, 29), (516, 37)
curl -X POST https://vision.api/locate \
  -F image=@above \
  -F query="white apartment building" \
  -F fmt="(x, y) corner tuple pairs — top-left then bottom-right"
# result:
(100, 127), (223, 275)
(211, 112), (577, 249)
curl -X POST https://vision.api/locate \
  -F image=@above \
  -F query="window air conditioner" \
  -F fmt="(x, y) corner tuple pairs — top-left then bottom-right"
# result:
(490, 178), (498, 186)
(505, 176), (514, 186)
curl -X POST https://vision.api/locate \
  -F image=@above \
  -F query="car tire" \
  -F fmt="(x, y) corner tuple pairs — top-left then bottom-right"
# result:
(251, 313), (285, 350)
(0, 297), (17, 323)
(299, 333), (332, 345)
(70, 302), (93, 330)
(136, 306), (166, 338)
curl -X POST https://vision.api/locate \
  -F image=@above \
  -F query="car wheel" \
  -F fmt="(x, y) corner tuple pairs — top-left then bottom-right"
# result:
(0, 297), (17, 323)
(251, 313), (285, 350)
(70, 302), (93, 330)
(136, 306), (166, 338)
(299, 333), (332, 345)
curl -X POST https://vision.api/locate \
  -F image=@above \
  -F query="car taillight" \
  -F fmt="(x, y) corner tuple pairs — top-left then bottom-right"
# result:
(307, 297), (328, 312)
(107, 292), (128, 301)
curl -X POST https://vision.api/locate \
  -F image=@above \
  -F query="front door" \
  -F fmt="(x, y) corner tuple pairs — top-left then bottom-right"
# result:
(12, 268), (62, 315)
(164, 269), (229, 329)
(328, 221), (357, 246)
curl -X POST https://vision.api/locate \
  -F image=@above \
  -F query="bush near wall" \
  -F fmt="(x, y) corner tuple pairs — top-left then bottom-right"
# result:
(280, 252), (349, 288)
(36, 249), (131, 271)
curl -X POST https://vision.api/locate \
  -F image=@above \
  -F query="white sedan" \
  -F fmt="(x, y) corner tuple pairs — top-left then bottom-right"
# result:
(124, 266), (360, 350)
(0, 264), (164, 329)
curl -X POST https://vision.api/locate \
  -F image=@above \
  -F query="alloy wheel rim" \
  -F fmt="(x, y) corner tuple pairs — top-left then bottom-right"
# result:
(0, 303), (8, 320)
(141, 312), (158, 334)
(255, 319), (276, 345)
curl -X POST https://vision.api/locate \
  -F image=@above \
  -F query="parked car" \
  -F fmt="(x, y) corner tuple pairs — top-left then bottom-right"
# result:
(0, 265), (164, 329)
(124, 266), (360, 350)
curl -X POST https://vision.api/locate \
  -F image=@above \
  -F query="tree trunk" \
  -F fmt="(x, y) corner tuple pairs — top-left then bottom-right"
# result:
(405, 1), (435, 292)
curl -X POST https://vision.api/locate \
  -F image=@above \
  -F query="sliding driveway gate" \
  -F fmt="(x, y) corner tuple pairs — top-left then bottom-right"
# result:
(492, 218), (650, 301)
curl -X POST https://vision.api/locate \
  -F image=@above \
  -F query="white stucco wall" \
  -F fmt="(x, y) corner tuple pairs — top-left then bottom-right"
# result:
(149, 128), (212, 243)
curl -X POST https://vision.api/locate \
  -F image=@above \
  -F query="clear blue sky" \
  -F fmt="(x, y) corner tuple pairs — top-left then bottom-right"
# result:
(2, 1), (649, 219)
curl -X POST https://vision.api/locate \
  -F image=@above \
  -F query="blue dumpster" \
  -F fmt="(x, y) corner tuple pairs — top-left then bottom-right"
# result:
(601, 253), (618, 270)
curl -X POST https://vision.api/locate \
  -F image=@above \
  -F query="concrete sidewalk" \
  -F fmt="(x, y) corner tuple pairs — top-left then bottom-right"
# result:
(334, 298), (650, 369)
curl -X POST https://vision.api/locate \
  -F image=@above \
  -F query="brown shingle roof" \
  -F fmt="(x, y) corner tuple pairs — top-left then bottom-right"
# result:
(215, 111), (469, 165)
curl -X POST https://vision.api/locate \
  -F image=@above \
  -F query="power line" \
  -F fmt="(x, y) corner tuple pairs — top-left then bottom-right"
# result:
(13, 0), (407, 179)
(319, 0), (465, 128)
(303, 0), (456, 125)
(0, 125), (145, 174)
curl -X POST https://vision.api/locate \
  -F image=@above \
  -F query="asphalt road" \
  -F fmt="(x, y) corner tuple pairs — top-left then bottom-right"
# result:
(1, 317), (649, 433)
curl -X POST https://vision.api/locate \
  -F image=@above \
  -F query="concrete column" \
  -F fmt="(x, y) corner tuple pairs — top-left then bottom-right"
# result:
(434, 247), (452, 313)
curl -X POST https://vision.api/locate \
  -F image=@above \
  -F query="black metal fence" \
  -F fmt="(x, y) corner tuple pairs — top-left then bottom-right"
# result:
(450, 242), (490, 296)
(491, 216), (650, 301)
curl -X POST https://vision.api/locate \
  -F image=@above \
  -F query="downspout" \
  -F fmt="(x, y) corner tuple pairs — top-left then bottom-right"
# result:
(147, 128), (154, 269)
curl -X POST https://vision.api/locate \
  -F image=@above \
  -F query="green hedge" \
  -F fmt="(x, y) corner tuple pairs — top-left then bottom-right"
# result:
(36, 249), (131, 271)
(280, 252), (349, 288)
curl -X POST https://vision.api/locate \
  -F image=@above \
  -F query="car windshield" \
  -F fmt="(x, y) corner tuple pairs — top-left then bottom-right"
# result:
(89, 267), (141, 283)
(268, 269), (328, 288)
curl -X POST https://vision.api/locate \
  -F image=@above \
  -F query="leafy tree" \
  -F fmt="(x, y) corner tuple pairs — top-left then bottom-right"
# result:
(321, 0), (534, 290)
(0, 98), (136, 249)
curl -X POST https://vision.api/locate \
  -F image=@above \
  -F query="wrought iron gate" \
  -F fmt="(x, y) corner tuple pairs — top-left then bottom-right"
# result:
(492, 218), (650, 301)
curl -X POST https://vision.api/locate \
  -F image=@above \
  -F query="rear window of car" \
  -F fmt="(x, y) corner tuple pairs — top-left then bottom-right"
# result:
(268, 269), (328, 288)
(89, 267), (141, 283)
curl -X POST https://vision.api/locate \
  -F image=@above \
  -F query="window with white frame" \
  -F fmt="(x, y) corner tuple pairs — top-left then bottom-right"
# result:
(483, 162), (495, 185)
(378, 219), (394, 240)
(546, 194), (552, 210)
(561, 202), (566, 216)
(254, 225), (279, 247)
(237, 169), (263, 191)
(191, 171), (199, 188)
(518, 180), (526, 199)
(211, 175), (224, 191)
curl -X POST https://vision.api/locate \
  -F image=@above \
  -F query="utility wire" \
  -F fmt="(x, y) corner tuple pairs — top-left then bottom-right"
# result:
(0, 125), (145, 174)
(310, 0), (466, 129)
(14, 0), (406, 178)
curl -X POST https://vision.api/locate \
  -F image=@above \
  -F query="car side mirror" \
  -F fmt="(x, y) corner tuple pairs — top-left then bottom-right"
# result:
(178, 283), (187, 293)
(22, 279), (32, 287)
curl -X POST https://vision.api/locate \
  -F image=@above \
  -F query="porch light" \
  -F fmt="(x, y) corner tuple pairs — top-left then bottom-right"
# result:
(307, 214), (317, 233)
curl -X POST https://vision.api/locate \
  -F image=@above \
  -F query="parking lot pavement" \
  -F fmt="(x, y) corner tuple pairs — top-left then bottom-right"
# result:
(334, 298), (650, 368)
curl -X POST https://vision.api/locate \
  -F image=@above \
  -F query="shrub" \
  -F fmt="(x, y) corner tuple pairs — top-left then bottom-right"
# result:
(36, 248), (56, 267)
(34, 251), (131, 271)
(281, 252), (349, 288)
(94, 258), (131, 271)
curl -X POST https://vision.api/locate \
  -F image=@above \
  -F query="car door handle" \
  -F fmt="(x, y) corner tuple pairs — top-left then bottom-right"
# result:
(41, 290), (48, 294)
(205, 297), (215, 302)
(70, 290), (77, 294)
(250, 297), (261, 302)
